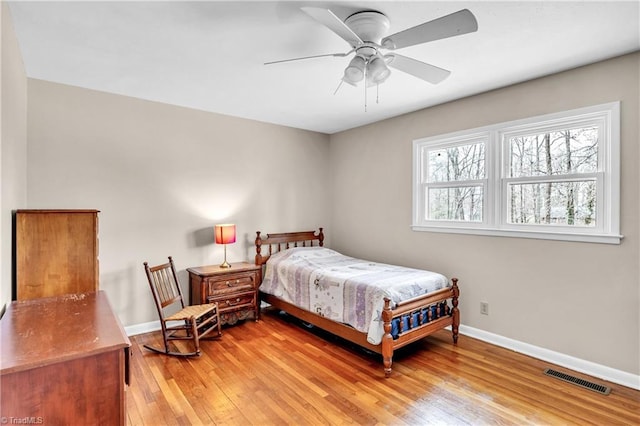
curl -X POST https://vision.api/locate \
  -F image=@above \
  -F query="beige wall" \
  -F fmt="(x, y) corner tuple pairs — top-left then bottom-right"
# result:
(1, 2), (28, 306)
(329, 53), (640, 376)
(27, 79), (331, 326)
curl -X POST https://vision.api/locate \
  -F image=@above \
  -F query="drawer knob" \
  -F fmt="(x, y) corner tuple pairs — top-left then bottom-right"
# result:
(225, 279), (241, 287)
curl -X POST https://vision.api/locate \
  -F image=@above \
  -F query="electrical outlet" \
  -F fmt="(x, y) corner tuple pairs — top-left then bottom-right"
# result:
(480, 302), (489, 315)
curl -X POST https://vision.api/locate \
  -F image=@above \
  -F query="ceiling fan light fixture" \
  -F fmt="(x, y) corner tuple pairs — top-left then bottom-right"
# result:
(343, 55), (366, 84)
(367, 56), (391, 84)
(277, 6), (479, 102)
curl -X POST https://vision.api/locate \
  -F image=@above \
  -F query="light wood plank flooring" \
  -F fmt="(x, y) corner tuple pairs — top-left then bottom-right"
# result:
(127, 308), (640, 425)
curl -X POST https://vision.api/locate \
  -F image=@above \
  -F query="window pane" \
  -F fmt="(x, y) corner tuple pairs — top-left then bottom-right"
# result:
(428, 187), (483, 221)
(427, 142), (485, 182)
(509, 127), (598, 178)
(508, 180), (596, 226)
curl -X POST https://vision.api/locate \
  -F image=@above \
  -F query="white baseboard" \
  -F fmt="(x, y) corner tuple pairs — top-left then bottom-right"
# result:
(125, 320), (161, 336)
(458, 324), (640, 391)
(123, 319), (639, 390)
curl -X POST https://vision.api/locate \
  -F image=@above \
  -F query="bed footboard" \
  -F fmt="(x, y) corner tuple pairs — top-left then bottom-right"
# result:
(381, 278), (459, 377)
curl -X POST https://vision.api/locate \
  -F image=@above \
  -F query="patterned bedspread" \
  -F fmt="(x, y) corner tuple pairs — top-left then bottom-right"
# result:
(260, 247), (449, 345)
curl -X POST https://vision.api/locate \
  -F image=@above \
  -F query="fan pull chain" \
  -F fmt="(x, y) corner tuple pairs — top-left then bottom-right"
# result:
(364, 66), (368, 112)
(364, 85), (367, 112)
(333, 79), (344, 95)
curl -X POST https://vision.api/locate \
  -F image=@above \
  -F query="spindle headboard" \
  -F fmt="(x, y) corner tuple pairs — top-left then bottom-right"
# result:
(254, 228), (324, 265)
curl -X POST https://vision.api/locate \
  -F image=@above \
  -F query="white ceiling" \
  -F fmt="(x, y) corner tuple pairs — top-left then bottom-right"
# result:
(8, 1), (640, 134)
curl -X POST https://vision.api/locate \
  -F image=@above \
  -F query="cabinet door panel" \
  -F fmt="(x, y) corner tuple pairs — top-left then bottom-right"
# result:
(16, 210), (99, 300)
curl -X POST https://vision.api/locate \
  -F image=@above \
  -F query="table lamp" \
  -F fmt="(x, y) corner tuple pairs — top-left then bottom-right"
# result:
(214, 224), (236, 268)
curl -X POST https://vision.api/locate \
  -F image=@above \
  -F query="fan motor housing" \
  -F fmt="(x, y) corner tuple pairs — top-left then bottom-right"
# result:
(345, 10), (390, 44)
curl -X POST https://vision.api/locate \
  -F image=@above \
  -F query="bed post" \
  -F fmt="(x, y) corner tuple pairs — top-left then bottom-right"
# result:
(255, 231), (263, 265)
(381, 298), (393, 377)
(317, 227), (324, 246)
(451, 278), (460, 344)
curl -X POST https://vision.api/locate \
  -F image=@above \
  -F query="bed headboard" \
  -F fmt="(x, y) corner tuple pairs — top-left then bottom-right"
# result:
(255, 228), (324, 265)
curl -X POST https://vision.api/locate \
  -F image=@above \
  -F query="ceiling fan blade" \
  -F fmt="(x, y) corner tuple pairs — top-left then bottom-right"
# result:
(264, 51), (351, 65)
(301, 7), (363, 47)
(382, 9), (478, 50)
(387, 54), (451, 84)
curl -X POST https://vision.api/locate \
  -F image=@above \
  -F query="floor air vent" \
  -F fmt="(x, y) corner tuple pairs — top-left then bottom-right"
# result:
(544, 368), (611, 395)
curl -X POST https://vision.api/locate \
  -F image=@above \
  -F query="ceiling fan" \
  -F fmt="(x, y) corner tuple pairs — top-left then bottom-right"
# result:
(265, 7), (478, 91)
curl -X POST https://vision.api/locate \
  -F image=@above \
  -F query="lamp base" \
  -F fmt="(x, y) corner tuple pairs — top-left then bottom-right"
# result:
(219, 244), (232, 268)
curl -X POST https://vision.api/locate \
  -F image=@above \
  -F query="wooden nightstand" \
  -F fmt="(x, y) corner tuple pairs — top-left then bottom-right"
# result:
(187, 262), (262, 325)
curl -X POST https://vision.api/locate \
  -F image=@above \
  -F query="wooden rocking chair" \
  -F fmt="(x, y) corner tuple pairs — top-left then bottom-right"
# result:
(144, 256), (222, 356)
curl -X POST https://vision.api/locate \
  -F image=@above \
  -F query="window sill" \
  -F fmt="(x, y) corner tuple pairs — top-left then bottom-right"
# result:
(411, 225), (623, 245)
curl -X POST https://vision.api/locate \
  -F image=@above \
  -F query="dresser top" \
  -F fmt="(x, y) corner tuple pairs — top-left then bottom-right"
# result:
(16, 209), (100, 213)
(0, 291), (130, 375)
(187, 262), (261, 276)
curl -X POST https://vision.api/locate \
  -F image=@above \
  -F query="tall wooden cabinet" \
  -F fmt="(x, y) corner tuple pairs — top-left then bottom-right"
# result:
(15, 209), (100, 300)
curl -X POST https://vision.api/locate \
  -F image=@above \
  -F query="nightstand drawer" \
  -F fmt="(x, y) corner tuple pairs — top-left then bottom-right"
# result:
(206, 272), (256, 292)
(208, 291), (256, 311)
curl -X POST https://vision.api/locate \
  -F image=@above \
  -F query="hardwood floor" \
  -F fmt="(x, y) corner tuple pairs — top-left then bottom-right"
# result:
(127, 308), (640, 425)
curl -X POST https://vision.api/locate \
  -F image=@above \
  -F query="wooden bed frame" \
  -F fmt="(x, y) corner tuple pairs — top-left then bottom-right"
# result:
(254, 228), (459, 377)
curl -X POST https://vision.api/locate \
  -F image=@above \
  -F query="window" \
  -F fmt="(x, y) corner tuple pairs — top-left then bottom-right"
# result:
(423, 136), (487, 223)
(412, 102), (621, 244)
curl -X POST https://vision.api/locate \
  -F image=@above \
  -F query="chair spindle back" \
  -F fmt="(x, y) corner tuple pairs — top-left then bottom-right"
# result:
(144, 256), (184, 310)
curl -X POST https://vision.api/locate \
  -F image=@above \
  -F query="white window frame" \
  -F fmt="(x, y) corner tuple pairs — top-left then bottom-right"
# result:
(412, 102), (621, 244)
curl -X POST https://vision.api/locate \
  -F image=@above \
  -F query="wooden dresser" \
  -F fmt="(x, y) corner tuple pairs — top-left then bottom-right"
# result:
(187, 262), (261, 325)
(15, 209), (100, 300)
(0, 291), (130, 425)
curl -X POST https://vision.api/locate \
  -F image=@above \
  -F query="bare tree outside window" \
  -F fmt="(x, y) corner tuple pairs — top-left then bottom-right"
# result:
(508, 127), (598, 226)
(426, 142), (485, 221)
